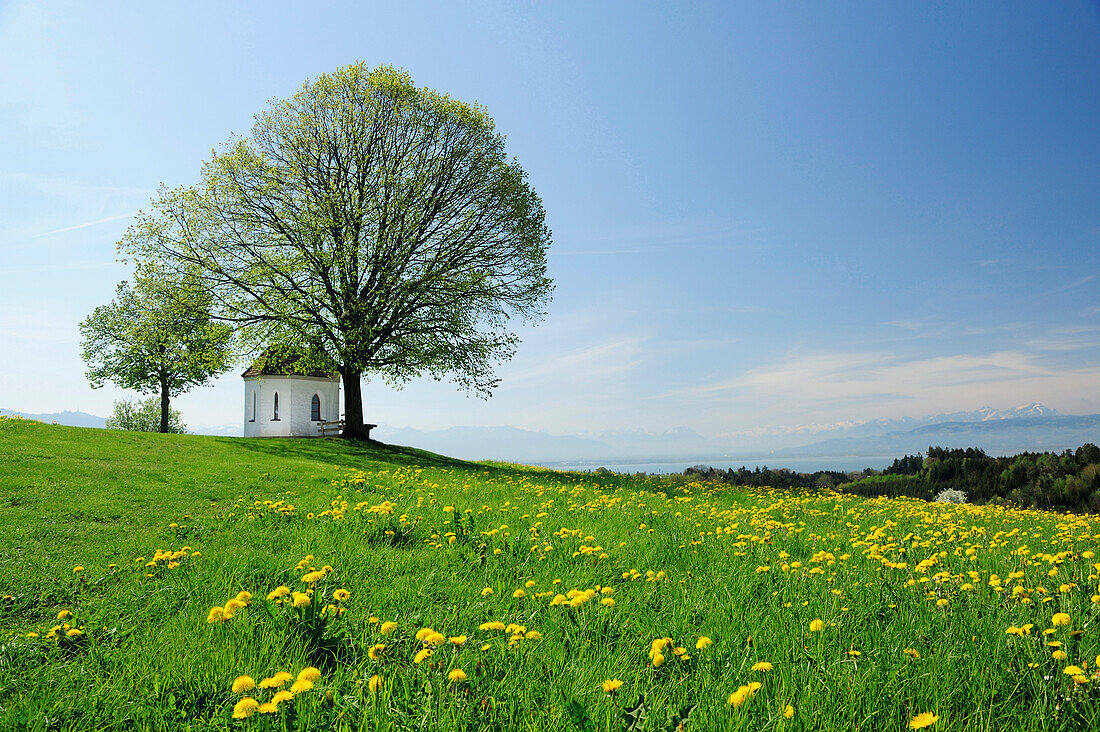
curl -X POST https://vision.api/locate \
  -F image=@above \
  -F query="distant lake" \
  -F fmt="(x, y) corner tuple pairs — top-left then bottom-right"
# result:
(535, 455), (897, 475)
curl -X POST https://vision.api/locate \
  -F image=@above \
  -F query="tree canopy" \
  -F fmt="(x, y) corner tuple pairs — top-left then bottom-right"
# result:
(79, 273), (233, 432)
(123, 63), (552, 438)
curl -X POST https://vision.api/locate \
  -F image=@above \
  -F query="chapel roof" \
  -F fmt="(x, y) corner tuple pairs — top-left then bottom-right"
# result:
(241, 349), (338, 379)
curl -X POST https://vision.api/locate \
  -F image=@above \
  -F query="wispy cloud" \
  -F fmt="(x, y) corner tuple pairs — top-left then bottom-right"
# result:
(507, 337), (645, 383)
(1026, 325), (1100, 352)
(1047, 273), (1099, 296)
(32, 212), (136, 238)
(677, 349), (1100, 421)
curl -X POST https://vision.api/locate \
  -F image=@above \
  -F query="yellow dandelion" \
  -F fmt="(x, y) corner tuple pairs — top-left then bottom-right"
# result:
(751, 661), (773, 672)
(904, 648), (920, 659)
(257, 702), (278, 714)
(380, 621), (398, 634)
(206, 606), (226, 623)
(292, 592), (311, 607)
(481, 587), (494, 596)
(448, 668), (467, 683)
(1052, 613), (1071, 627)
(450, 635), (467, 645)
(696, 636), (713, 650)
(602, 679), (623, 694)
(809, 619), (824, 632)
(333, 588), (350, 602)
(1063, 665), (1085, 675)
(289, 679), (313, 695)
(297, 667), (321, 683)
(271, 690), (293, 704)
(369, 674), (382, 693)
(909, 712), (938, 729)
(784, 704), (795, 719)
(267, 586), (290, 600)
(232, 675), (256, 693)
(232, 697), (259, 719)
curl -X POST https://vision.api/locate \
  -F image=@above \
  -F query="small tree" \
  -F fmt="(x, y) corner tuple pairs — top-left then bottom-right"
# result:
(80, 272), (232, 433)
(124, 63), (552, 438)
(106, 397), (187, 433)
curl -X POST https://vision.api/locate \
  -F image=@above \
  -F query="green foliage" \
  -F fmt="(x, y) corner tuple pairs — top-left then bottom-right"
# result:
(621, 695), (648, 731)
(79, 271), (232, 432)
(664, 703), (696, 732)
(842, 444), (1100, 511)
(122, 62), (553, 435)
(566, 699), (596, 731)
(106, 397), (186, 433)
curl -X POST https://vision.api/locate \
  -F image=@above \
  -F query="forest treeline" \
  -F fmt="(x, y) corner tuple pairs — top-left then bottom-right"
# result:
(680, 443), (1100, 513)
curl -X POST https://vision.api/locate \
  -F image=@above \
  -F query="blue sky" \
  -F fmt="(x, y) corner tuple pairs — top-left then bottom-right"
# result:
(1, 1), (1099, 439)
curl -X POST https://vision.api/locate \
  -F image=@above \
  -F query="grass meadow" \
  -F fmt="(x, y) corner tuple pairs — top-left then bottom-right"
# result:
(2, 416), (1099, 730)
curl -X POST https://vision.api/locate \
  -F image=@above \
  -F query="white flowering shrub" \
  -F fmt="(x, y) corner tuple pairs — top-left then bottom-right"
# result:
(935, 488), (968, 504)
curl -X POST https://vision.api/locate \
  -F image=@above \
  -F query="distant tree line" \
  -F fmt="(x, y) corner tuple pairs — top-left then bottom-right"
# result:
(845, 444), (1100, 512)
(682, 465), (854, 491)
(680, 443), (1100, 513)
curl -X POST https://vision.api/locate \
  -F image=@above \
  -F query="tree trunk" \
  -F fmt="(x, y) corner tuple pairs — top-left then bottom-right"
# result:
(159, 375), (170, 433)
(341, 370), (367, 439)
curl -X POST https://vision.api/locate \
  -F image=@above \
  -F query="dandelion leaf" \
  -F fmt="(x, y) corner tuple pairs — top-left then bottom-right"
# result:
(566, 700), (595, 732)
(664, 703), (696, 732)
(622, 695), (648, 732)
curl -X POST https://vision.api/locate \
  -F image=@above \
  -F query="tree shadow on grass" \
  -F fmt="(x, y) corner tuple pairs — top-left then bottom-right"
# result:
(226, 436), (494, 472)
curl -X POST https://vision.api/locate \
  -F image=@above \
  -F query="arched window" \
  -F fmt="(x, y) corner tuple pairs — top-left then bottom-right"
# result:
(273, 392), (279, 421)
(250, 392), (256, 422)
(311, 394), (321, 421)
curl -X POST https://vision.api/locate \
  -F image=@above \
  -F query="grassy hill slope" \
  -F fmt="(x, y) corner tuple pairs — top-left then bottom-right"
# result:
(2, 417), (1100, 731)
(0, 418), (472, 590)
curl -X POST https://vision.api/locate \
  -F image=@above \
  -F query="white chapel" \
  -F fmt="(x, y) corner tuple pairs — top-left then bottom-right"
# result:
(242, 352), (341, 438)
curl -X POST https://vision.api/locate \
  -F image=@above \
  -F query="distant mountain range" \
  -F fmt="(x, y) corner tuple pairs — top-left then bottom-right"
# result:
(0, 408), (240, 436)
(378, 404), (1098, 464)
(4, 402), (1096, 468)
(0, 408), (107, 429)
(774, 414), (1100, 459)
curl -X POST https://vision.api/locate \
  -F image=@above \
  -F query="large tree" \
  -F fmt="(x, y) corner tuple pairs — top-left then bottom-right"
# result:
(80, 273), (233, 433)
(123, 64), (552, 438)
